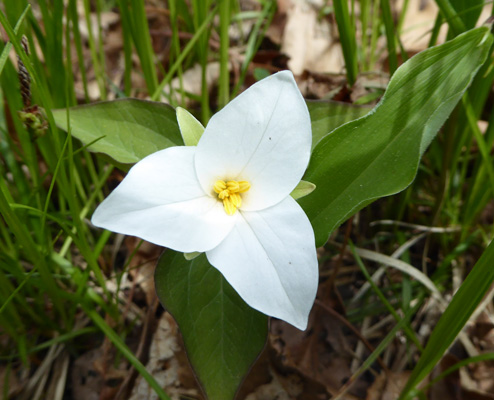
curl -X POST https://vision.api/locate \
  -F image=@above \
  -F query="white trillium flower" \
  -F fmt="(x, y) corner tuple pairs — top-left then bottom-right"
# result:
(92, 71), (318, 330)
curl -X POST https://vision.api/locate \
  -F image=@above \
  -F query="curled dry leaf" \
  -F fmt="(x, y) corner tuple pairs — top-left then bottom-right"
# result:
(129, 313), (201, 400)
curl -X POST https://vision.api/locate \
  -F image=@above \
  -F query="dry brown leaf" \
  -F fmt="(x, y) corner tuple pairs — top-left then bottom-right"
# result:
(398, 0), (491, 54)
(126, 238), (161, 307)
(467, 361), (494, 395)
(129, 313), (201, 400)
(281, 0), (344, 75)
(244, 368), (297, 400)
(270, 311), (355, 396)
(164, 63), (220, 105)
(366, 371), (411, 400)
(397, 0), (446, 52)
(71, 348), (106, 400)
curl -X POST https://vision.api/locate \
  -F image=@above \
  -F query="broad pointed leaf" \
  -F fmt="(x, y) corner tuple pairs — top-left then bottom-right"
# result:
(307, 99), (372, 149)
(155, 251), (268, 400)
(53, 99), (183, 164)
(300, 27), (493, 246)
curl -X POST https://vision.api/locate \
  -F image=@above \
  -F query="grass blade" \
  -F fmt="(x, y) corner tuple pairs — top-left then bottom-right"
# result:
(0, 4), (30, 78)
(218, 0), (231, 108)
(380, 0), (398, 74)
(435, 0), (467, 36)
(333, 0), (358, 85)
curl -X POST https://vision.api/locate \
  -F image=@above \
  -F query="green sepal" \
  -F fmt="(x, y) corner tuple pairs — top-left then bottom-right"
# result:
(176, 107), (205, 146)
(184, 251), (201, 260)
(290, 180), (316, 200)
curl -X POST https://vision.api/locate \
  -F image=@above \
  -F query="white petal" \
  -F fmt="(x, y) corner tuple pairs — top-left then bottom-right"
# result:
(92, 146), (237, 252)
(206, 196), (318, 330)
(195, 71), (311, 211)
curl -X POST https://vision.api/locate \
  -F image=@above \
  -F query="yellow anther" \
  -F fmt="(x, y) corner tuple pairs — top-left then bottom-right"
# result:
(214, 180), (227, 194)
(218, 190), (229, 200)
(238, 181), (250, 193)
(223, 197), (236, 216)
(230, 193), (242, 208)
(213, 179), (250, 215)
(227, 181), (240, 192)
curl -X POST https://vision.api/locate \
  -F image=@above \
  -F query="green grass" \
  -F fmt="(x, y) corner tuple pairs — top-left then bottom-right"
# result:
(0, 0), (493, 398)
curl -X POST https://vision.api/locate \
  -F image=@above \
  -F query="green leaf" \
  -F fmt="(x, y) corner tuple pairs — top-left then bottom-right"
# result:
(53, 99), (184, 164)
(306, 100), (372, 149)
(155, 251), (268, 400)
(300, 27), (493, 246)
(450, 0), (484, 30)
(290, 180), (316, 200)
(399, 239), (494, 398)
(176, 106), (204, 146)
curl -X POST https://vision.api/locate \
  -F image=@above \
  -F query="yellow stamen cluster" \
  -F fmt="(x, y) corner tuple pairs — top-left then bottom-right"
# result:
(214, 180), (250, 215)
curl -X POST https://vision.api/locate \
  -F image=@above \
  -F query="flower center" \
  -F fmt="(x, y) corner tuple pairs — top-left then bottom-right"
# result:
(213, 180), (251, 215)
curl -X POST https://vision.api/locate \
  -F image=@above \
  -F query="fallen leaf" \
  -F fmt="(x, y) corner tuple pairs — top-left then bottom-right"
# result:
(281, 0), (344, 75)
